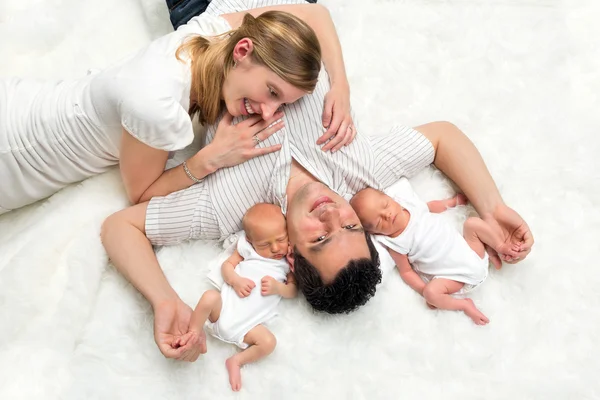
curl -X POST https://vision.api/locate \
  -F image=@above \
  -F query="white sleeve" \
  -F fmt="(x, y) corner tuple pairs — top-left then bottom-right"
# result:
(236, 235), (253, 259)
(120, 88), (194, 151)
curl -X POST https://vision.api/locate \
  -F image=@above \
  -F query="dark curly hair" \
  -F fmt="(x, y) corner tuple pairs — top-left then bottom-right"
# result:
(293, 232), (382, 314)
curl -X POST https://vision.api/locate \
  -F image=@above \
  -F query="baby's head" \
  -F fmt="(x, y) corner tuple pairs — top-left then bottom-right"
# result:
(242, 203), (289, 260)
(350, 188), (402, 236)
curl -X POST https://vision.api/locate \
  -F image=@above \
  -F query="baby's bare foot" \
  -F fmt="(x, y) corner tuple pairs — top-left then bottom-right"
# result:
(176, 330), (207, 354)
(225, 357), (242, 391)
(497, 241), (522, 259)
(486, 246), (503, 270)
(455, 193), (468, 206)
(463, 298), (489, 325)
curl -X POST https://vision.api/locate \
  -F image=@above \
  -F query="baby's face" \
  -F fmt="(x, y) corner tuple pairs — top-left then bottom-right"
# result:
(352, 189), (404, 236)
(247, 218), (289, 260)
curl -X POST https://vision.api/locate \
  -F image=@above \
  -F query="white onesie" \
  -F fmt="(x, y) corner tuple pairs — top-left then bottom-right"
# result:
(206, 235), (290, 349)
(376, 179), (489, 293)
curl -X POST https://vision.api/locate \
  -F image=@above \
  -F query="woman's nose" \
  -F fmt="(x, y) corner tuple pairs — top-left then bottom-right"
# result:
(260, 102), (279, 119)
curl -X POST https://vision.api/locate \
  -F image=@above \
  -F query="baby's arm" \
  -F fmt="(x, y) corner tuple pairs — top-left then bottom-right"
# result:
(261, 272), (298, 298)
(222, 250), (256, 297)
(427, 193), (468, 213)
(388, 248), (426, 296)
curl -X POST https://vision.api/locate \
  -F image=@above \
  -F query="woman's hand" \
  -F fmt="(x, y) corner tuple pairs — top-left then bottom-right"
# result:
(200, 111), (285, 172)
(317, 82), (356, 152)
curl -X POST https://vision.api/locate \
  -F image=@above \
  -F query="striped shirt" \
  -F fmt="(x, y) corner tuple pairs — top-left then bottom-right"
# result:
(145, 66), (434, 245)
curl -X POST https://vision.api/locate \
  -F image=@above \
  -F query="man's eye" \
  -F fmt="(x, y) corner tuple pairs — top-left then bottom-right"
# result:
(344, 224), (357, 229)
(315, 235), (326, 242)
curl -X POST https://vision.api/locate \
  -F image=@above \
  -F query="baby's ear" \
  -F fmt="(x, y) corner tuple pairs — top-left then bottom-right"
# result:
(286, 250), (295, 271)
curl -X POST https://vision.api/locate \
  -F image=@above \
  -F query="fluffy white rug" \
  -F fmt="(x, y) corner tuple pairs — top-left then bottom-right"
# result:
(1, 0), (599, 398)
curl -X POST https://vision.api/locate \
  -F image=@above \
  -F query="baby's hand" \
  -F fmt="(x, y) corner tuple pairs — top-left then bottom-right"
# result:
(261, 276), (278, 296)
(233, 277), (256, 298)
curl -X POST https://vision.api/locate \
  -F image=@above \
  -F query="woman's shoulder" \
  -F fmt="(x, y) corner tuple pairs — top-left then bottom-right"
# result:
(182, 12), (232, 34)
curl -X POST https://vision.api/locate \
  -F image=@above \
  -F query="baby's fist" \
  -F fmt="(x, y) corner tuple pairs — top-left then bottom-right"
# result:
(261, 276), (278, 296)
(233, 277), (255, 298)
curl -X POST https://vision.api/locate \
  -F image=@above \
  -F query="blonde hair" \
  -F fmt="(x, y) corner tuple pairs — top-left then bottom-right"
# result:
(176, 11), (321, 125)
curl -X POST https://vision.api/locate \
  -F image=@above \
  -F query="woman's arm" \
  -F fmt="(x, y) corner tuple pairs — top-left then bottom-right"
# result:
(120, 111), (284, 204)
(222, 4), (354, 151)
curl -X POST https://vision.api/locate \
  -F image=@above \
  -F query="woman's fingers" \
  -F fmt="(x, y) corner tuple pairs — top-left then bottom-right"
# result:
(321, 118), (355, 152)
(253, 119), (285, 144)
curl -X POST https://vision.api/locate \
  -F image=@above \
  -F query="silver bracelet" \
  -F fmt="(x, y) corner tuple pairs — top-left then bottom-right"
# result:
(182, 160), (202, 184)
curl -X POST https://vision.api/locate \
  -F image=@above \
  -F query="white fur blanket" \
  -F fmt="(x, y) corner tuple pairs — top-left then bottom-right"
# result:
(1, 0), (599, 398)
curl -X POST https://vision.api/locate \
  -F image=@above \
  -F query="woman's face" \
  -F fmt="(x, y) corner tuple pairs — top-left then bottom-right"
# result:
(221, 39), (307, 120)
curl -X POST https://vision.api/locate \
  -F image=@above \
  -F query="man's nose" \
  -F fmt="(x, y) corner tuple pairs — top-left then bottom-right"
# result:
(319, 205), (340, 223)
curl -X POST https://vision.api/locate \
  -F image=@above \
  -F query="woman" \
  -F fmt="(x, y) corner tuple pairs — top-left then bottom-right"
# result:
(0, 4), (355, 214)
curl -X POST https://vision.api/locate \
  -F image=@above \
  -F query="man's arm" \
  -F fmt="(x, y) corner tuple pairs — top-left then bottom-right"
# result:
(415, 121), (533, 264)
(101, 202), (203, 361)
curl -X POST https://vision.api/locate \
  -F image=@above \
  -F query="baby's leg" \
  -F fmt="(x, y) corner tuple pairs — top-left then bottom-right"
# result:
(423, 279), (489, 325)
(463, 217), (520, 259)
(179, 290), (222, 353)
(427, 193), (468, 213)
(226, 325), (277, 392)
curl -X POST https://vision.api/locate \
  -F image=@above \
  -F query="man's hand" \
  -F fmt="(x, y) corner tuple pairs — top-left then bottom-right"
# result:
(482, 204), (534, 268)
(153, 299), (204, 362)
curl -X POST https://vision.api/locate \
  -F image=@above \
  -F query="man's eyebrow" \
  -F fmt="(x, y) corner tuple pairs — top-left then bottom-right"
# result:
(308, 227), (364, 253)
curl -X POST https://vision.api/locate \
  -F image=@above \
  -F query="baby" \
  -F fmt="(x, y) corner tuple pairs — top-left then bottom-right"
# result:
(350, 178), (521, 325)
(180, 203), (297, 391)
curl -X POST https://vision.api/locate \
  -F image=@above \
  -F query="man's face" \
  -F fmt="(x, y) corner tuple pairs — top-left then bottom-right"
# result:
(286, 182), (371, 282)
